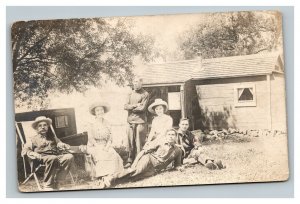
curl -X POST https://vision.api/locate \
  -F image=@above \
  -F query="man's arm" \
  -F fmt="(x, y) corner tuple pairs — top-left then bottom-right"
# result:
(56, 137), (70, 150)
(124, 93), (137, 110)
(21, 139), (41, 160)
(21, 139), (33, 157)
(143, 140), (160, 153)
(132, 92), (149, 113)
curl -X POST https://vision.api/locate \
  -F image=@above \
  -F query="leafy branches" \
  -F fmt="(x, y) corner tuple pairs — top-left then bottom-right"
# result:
(12, 18), (154, 109)
(179, 11), (282, 59)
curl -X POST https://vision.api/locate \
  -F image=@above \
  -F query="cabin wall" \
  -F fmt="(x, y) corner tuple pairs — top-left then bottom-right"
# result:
(270, 73), (287, 131)
(195, 76), (270, 130)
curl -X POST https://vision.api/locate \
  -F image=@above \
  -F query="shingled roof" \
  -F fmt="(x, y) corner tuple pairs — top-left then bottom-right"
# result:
(142, 52), (283, 86)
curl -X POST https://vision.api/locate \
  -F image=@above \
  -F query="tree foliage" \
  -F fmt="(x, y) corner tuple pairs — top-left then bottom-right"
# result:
(12, 18), (154, 109)
(179, 11), (282, 60)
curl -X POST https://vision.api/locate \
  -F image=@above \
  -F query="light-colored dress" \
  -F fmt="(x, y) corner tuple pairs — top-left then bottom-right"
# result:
(147, 114), (173, 142)
(86, 118), (124, 178)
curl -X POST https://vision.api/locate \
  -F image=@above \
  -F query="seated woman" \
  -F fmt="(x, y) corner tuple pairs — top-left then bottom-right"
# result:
(145, 98), (173, 144)
(82, 101), (124, 180)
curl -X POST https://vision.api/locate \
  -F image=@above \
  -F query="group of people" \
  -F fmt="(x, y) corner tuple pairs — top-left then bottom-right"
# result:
(21, 77), (224, 191)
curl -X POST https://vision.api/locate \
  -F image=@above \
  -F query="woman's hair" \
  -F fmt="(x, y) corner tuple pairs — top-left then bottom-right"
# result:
(92, 106), (105, 115)
(179, 118), (189, 124)
(165, 128), (179, 144)
(165, 128), (177, 136)
(153, 104), (165, 112)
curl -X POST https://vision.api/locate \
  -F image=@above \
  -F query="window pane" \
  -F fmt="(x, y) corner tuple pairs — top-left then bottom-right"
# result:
(238, 88), (253, 101)
(168, 92), (181, 110)
(55, 116), (68, 128)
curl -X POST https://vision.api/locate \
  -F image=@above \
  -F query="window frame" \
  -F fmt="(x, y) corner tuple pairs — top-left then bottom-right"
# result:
(234, 83), (257, 107)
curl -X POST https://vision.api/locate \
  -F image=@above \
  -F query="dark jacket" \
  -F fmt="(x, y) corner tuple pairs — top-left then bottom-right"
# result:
(124, 88), (149, 124)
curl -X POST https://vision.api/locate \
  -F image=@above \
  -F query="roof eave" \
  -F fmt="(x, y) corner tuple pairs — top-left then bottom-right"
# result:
(143, 81), (186, 87)
(190, 73), (273, 81)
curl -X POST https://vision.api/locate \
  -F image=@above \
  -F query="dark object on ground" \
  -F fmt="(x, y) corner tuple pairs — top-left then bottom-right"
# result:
(205, 162), (218, 170)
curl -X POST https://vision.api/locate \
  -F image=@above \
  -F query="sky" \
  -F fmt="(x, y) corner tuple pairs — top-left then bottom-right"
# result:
(128, 12), (208, 57)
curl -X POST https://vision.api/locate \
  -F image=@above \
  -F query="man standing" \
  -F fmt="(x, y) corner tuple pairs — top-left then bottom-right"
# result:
(177, 118), (225, 170)
(22, 116), (75, 191)
(101, 128), (183, 188)
(124, 77), (149, 168)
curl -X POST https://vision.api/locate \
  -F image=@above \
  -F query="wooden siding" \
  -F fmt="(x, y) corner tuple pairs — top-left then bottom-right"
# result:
(195, 76), (270, 130)
(270, 73), (287, 131)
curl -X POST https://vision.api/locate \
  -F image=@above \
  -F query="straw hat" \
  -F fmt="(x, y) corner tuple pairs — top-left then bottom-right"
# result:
(31, 116), (52, 130)
(148, 98), (168, 114)
(89, 101), (111, 115)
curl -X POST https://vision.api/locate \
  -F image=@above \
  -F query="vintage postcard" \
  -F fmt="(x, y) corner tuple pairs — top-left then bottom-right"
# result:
(12, 10), (289, 192)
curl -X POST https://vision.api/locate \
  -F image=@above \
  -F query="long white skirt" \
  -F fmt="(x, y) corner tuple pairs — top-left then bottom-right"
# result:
(87, 144), (124, 178)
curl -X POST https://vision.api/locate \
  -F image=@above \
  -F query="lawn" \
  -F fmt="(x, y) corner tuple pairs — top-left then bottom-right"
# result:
(18, 132), (289, 192)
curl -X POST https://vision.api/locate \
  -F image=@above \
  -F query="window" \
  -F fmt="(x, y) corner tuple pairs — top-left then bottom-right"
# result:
(234, 84), (256, 107)
(55, 115), (69, 128)
(168, 92), (181, 110)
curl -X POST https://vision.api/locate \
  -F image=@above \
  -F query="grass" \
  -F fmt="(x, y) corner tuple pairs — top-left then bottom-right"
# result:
(18, 132), (289, 192)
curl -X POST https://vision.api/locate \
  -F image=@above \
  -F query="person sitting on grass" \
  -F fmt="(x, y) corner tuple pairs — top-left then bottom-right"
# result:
(99, 128), (183, 188)
(177, 118), (225, 170)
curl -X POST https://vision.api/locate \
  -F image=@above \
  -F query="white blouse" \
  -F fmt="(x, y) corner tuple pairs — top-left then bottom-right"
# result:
(147, 114), (173, 142)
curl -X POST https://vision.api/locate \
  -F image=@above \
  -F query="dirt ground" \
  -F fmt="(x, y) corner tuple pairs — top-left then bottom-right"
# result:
(18, 132), (289, 192)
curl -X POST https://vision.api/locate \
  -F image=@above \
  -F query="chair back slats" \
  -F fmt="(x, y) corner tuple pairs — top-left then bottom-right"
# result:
(15, 122), (28, 178)
(15, 123), (25, 145)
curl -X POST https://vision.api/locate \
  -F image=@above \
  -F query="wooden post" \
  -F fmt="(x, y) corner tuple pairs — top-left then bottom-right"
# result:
(180, 84), (185, 118)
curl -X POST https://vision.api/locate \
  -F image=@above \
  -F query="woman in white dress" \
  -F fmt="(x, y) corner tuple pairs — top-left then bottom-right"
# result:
(145, 98), (173, 143)
(84, 102), (124, 179)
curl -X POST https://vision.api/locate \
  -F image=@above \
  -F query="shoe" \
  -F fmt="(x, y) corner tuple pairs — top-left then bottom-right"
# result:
(53, 182), (61, 190)
(215, 160), (225, 169)
(102, 176), (113, 188)
(97, 179), (106, 189)
(205, 161), (218, 170)
(124, 162), (132, 168)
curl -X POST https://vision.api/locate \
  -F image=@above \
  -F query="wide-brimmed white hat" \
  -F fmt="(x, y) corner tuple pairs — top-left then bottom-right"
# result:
(89, 101), (111, 115)
(148, 98), (168, 114)
(31, 116), (52, 130)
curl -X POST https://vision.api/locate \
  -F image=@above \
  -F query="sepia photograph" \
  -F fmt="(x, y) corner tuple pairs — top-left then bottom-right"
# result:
(12, 10), (289, 192)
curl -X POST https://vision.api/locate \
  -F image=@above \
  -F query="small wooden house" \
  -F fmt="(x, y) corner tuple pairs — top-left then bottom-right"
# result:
(142, 53), (286, 131)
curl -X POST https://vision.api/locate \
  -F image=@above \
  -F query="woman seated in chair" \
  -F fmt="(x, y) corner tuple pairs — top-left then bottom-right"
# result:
(82, 101), (124, 181)
(144, 98), (173, 145)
